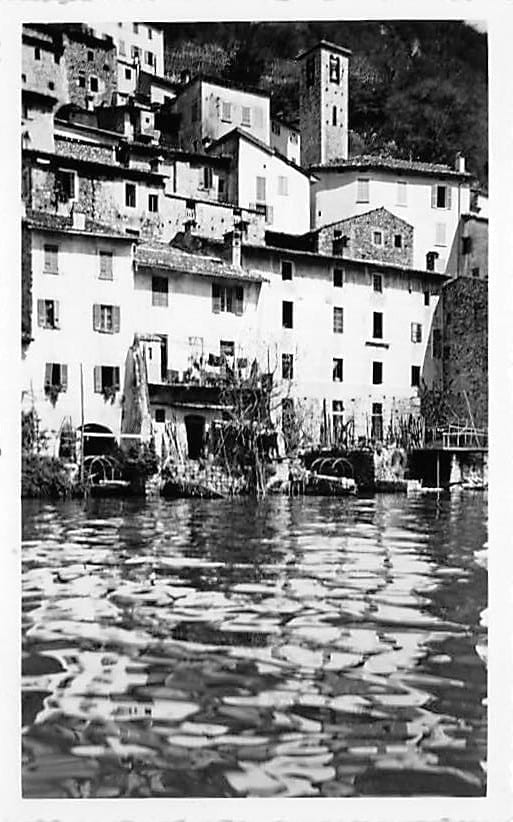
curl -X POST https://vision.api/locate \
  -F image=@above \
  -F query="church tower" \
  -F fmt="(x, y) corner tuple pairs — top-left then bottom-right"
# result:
(298, 40), (350, 168)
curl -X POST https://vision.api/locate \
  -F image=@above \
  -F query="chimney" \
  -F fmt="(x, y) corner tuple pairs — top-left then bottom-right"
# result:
(225, 228), (242, 267)
(455, 153), (466, 173)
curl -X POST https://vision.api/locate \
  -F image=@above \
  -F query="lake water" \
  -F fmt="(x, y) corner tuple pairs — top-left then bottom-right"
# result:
(22, 492), (487, 798)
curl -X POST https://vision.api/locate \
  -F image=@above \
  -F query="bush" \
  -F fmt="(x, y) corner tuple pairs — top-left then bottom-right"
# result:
(118, 441), (159, 487)
(22, 453), (73, 499)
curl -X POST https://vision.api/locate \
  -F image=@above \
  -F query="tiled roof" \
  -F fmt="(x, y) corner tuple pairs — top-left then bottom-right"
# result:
(24, 209), (131, 239)
(208, 128), (312, 178)
(310, 206), (414, 232)
(136, 243), (267, 282)
(311, 154), (474, 179)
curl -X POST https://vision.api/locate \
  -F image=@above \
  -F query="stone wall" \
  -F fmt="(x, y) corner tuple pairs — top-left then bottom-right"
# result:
(315, 207), (413, 266)
(442, 277), (488, 427)
(55, 136), (115, 166)
(63, 34), (117, 108)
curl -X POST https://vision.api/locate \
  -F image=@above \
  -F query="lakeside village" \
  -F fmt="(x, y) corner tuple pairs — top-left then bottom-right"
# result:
(21, 23), (488, 501)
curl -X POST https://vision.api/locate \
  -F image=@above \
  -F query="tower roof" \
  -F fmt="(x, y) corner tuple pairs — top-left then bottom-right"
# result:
(296, 39), (352, 61)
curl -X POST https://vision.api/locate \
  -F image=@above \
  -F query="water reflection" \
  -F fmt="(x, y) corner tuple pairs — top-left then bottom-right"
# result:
(22, 494), (487, 797)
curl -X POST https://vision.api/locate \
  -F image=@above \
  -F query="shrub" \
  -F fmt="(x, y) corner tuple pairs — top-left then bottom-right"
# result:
(22, 453), (73, 498)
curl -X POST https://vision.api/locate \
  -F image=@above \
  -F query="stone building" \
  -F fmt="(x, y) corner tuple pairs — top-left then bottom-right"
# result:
(298, 40), (351, 168)
(22, 24), (68, 152)
(59, 25), (117, 110)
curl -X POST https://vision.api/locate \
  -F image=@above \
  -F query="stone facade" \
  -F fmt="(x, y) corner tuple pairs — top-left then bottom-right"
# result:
(446, 214), (488, 280)
(314, 207), (414, 266)
(298, 42), (350, 168)
(62, 28), (117, 109)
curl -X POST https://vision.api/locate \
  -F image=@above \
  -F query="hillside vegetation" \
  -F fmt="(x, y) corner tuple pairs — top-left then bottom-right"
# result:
(163, 20), (487, 185)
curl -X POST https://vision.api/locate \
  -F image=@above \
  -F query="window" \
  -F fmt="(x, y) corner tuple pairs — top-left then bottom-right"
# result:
(435, 223), (446, 246)
(131, 45), (141, 61)
(119, 40), (126, 56)
(87, 50), (94, 62)
(373, 311), (383, 339)
(241, 106), (251, 127)
(461, 236), (472, 254)
(282, 353), (294, 380)
(256, 176), (266, 203)
(371, 402), (383, 441)
(290, 132), (298, 144)
(394, 234), (403, 248)
(411, 322), (422, 343)
(125, 183), (136, 208)
(133, 23), (139, 33)
(281, 260), (293, 281)
(372, 361), (383, 385)
(203, 166), (213, 189)
(48, 81), (55, 91)
(372, 230), (383, 246)
(333, 267), (344, 287)
(55, 169), (76, 202)
(397, 181), (407, 206)
(148, 27), (153, 40)
(329, 54), (340, 83)
(44, 363), (67, 393)
(472, 267), (480, 278)
(221, 101), (232, 122)
(93, 304), (120, 333)
(411, 365), (421, 387)
(145, 51), (154, 67)
(424, 290), (430, 306)
(272, 121), (281, 135)
(89, 75), (99, 92)
(432, 328), (442, 358)
(426, 251), (438, 272)
(212, 283), (243, 315)
(220, 340), (235, 358)
(357, 178), (369, 203)
(332, 400), (344, 443)
(306, 56), (315, 87)
(44, 244), (59, 274)
(34, 47), (41, 60)
(155, 409), (166, 423)
(125, 67), (132, 80)
(148, 193), (159, 213)
(78, 74), (86, 88)
(332, 106), (337, 126)
(432, 184), (452, 210)
(373, 274), (383, 293)
(333, 358), (344, 382)
(282, 301), (293, 329)
(152, 276), (168, 307)
(282, 398), (295, 443)
(218, 177), (225, 197)
(333, 306), (344, 333)
(94, 365), (120, 393)
(37, 299), (60, 329)
(278, 176), (288, 196)
(99, 251), (113, 280)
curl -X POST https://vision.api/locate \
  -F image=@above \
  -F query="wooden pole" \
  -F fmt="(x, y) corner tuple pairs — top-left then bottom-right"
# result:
(80, 362), (85, 486)
(436, 451), (440, 490)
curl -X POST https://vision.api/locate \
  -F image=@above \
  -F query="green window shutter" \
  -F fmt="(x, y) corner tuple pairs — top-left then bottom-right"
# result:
(212, 283), (221, 313)
(93, 303), (101, 330)
(94, 366), (102, 392)
(446, 186), (452, 209)
(44, 362), (53, 388)
(431, 185), (437, 209)
(54, 300), (60, 328)
(60, 364), (68, 391)
(37, 300), (46, 327)
(114, 367), (120, 390)
(113, 306), (120, 333)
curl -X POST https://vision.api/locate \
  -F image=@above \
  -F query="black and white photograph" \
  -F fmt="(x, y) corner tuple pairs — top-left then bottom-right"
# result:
(3, 0), (511, 816)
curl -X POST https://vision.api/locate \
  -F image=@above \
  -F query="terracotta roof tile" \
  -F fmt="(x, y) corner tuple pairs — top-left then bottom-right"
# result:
(136, 243), (267, 282)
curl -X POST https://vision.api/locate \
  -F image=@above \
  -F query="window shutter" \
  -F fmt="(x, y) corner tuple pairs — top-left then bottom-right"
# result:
(93, 303), (101, 330)
(431, 185), (437, 209)
(265, 205), (274, 224)
(113, 306), (121, 333)
(60, 364), (68, 391)
(114, 367), (120, 390)
(54, 300), (60, 328)
(235, 286), (244, 316)
(446, 186), (452, 209)
(37, 300), (46, 327)
(44, 363), (52, 388)
(212, 283), (221, 313)
(256, 176), (266, 203)
(93, 366), (102, 393)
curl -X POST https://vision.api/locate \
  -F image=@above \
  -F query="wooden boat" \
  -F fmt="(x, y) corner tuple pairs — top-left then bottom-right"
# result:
(89, 479), (132, 497)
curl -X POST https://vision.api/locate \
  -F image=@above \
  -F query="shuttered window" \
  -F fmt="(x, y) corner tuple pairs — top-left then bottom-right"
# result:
(397, 181), (407, 205)
(373, 311), (383, 339)
(435, 223), (447, 246)
(372, 361), (383, 385)
(333, 358), (343, 382)
(431, 184), (452, 210)
(411, 322), (422, 343)
(411, 365), (421, 387)
(282, 353), (294, 379)
(256, 176), (266, 203)
(152, 276), (168, 307)
(94, 365), (120, 393)
(44, 244), (59, 274)
(212, 283), (243, 315)
(221, 101), (232, 122)
(125, 183), (136, 208)
(99, 251), (113, 280)
(333, 306), (344, 333)
(37, 299), (60, 329)
(93, 304), (120, 333)
(278, 176), (288, 196)
(282, 301), (293, 329)
(357, 178), (369, 203)
(44, 363), (68, 391)
(333, 267), (344, 287)
(241, 106), (251, 126)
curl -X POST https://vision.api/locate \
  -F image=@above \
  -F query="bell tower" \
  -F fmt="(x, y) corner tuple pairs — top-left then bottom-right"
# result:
(298, 40), (350, 168)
